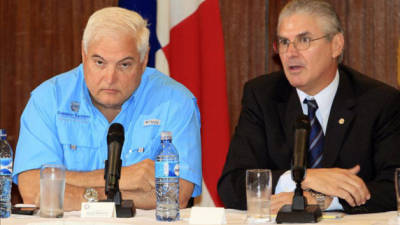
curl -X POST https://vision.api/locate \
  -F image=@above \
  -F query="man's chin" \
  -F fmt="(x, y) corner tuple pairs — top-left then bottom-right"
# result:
(287, 79), (306, 89)
(93, 100), (123, 110)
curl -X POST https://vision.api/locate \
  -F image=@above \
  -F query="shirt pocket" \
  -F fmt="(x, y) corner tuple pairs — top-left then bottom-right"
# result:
(126, 116), (162, 161)
(56, 117), (103, 171)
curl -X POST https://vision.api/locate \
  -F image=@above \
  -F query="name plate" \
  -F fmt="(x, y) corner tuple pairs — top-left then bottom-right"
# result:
(189, 207), (226, 224)
(81, 202), (116, 218)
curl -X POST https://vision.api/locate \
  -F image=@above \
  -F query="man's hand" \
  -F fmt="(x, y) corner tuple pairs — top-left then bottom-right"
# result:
(301, 165), (370, 207)
(271, 192), (320, 214)
(18, 159), (158, 211)
(119, 158), (155, 192)
(271, 192), (293, 214)
(121, 179), (195, 209)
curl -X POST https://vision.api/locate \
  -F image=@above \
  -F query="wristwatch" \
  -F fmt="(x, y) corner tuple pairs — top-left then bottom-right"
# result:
(83, 187), (99, 202)
(309, 190), (326, 210)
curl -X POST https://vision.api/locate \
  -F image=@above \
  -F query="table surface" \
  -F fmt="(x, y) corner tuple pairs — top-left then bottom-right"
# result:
(1, 209), (398, 225)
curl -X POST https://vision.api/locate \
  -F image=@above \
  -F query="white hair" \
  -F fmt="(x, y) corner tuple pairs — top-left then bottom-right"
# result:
(82, 7), (150, 62)
(278, 0), (344, 63)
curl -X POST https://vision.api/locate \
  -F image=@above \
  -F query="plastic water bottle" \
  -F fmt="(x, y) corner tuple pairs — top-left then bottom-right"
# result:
(155, 131), (180, 221)
(0, 129), (13, 218)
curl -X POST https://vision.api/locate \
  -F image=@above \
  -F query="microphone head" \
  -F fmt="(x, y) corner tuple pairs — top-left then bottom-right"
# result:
(107, 123), (125, 144)
(296, 115), (310, 131)
(292, 115), (310, 183)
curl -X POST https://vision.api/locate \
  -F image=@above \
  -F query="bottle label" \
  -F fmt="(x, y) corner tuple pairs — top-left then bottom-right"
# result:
(155, 161), (179, 178)
(0, 158), (12, 175)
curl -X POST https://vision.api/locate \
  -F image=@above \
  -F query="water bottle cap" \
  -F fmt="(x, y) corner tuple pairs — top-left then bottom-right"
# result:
(160, 131), (172, 140)
(0, 129), (6, 140)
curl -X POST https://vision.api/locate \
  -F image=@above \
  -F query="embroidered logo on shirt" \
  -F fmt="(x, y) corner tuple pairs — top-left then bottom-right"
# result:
(144, 119), (161, 126)
(57, 111), (90, 123)
(70, 101), (80, 112)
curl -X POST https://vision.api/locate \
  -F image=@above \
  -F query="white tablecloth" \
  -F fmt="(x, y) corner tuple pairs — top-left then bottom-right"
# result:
(1, 209), (398, 225)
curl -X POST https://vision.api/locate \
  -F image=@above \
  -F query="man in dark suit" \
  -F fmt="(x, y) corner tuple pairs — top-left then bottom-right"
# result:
(218, 0), (400, 214)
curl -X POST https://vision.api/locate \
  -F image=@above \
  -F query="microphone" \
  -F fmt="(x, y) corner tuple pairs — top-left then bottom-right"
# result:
(292, 115), (310, 184)
(291, 116), (310, 211)
(105, 123), (124, 199)
(101, 123), (135, 218)
(276, 115), (322, 223)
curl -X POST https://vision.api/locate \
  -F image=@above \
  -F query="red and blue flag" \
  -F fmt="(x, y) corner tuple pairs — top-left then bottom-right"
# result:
(119, 0), (230, 207)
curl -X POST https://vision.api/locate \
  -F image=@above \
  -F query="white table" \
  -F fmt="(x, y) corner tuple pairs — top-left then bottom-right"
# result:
(1, 209), (398, 225)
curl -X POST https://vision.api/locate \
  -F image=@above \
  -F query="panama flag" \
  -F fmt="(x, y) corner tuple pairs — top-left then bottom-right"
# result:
(119, 0), (230, 206)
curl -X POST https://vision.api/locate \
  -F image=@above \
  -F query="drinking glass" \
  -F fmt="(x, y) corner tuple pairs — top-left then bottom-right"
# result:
(246, 169), (272, 223)
(40, 164), (66, 218)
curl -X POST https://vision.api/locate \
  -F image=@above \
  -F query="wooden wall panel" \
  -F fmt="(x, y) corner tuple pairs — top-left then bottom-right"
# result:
(0, 0), (17, 148)
(267, 0), (400, 89)
(219, 0), (267, 133)
(0, 0), (118, 205)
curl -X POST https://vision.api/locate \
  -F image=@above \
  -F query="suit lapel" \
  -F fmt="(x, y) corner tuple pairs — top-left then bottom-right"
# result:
(323, 70), (356, 167)
(278, 88), (303, 154)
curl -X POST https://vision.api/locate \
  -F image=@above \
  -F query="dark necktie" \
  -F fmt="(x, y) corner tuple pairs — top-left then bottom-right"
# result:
(304, 99), (324, 168)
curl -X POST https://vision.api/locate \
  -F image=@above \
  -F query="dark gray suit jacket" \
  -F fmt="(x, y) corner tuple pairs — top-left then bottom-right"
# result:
(218, 65), (400, 213)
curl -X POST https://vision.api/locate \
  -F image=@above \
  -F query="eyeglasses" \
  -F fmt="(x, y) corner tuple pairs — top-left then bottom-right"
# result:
(274, 34), (330, 53)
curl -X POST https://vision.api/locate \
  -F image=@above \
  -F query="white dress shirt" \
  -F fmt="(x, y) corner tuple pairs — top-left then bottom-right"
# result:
(275, 70), (343, 211)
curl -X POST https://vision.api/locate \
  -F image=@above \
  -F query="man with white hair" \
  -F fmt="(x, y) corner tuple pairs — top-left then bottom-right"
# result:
(218, 0), (400, 214)
(13, 7), (202, 211)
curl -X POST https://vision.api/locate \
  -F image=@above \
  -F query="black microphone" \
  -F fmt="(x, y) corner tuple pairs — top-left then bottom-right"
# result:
(102, 123), (135, 218)
(105, 123), (124, 199)
(292, 115), (310, 184)
(291, 115), (310, 211)
(276, 115), (322, 223)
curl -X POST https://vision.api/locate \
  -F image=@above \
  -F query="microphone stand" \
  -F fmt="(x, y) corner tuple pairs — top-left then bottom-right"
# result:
(102, 159), (136, 218)
(276, 116), (322, 223)
(275, 172), (322, 223)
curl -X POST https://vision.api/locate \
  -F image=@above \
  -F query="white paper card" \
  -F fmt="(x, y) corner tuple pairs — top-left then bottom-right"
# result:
(189, 207), (226, 224)
(80, 202), (116, 218)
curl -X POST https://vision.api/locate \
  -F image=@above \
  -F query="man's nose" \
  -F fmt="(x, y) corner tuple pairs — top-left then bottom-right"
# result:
(104, 67), (117, 84)
(286, 42), (299, 56)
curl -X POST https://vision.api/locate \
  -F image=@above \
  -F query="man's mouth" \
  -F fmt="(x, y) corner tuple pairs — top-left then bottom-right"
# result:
(102, 88), (118, 94)
(287, 64), (304, 73)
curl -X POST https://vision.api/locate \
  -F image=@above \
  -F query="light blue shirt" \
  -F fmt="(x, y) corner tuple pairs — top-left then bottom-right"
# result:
(13, 64), (202, 197)
(275, 70), (343, 210)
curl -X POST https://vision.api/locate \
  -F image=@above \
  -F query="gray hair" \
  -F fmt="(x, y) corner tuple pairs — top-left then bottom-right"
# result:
(82, 7), (150, 62)
(278, 0), (344, 63)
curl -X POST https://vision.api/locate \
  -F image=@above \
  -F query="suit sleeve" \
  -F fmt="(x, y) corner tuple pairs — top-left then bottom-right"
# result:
(340, 90), (400, 213)
(217, 81), (287, 210)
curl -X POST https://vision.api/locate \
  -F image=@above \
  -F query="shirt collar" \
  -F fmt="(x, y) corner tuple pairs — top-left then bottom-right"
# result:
(296, 70), (339, 130)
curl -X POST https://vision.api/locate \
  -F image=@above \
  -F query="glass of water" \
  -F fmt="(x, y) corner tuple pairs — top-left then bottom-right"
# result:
(395, 168), (400, 217)
(246, 169), (272, 223)
(40, 164), (66, 218)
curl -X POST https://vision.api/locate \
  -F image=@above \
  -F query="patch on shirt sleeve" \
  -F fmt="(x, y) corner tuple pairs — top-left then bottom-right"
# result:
(144, 119), (161, 126)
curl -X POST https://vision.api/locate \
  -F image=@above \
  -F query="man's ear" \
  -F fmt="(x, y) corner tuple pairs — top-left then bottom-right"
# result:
(81, 41), (86, 63)
(331, 33), (344, 59)
(141, 48), (150, 71)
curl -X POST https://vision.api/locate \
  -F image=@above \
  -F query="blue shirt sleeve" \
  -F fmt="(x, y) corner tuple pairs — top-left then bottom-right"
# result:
(12, 85), (64, 184)
(165, 94), (202, 197)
